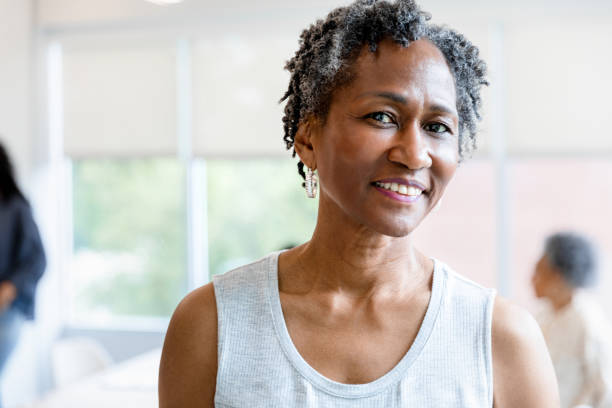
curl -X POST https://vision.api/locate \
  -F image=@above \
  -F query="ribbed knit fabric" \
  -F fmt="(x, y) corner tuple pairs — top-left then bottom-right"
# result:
(212, 252), (496, 407)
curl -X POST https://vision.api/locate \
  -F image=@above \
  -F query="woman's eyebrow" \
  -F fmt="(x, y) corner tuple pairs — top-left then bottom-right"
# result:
(355, 91), (458, 117)
(428, 103), (458, 117)
(355, 91), (407, 104)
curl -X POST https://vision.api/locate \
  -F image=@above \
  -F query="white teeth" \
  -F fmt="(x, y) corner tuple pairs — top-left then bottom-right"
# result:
(374, 181), (423, 197)
(407, 186), (421, 196)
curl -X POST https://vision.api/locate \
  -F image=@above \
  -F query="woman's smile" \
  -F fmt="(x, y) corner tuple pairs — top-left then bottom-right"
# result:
(372, 179), (426, 203)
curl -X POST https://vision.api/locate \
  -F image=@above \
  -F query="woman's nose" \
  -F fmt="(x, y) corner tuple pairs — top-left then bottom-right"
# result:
(387, 123), (433, 170)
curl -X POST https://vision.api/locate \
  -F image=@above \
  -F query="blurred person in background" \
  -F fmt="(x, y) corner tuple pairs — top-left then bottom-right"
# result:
(533, 232), (612, 408)
(0, 141), (46, 408)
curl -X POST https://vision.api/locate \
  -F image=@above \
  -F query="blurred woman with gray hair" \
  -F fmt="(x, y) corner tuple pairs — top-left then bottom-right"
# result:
(533, 232), (612, 408)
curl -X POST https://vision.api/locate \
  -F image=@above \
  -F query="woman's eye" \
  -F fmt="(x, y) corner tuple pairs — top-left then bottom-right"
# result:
(365, 112), (395, 125)
(424, 122), (450, 134)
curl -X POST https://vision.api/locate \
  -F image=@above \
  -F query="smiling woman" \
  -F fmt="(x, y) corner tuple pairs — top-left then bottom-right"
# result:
(159, 1), (560, 407)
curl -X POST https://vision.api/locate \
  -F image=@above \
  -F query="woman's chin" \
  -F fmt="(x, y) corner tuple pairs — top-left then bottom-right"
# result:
(366, 217), (424, 238)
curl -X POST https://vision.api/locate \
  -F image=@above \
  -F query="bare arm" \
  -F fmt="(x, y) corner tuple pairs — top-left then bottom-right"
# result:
(492, 296), (560, 408)
(159, 282), (218, 408)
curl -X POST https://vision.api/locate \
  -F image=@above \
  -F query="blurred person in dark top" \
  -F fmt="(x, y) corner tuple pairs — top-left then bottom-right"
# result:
(0, 141), (46, 407)
(533, 232), (612, 408)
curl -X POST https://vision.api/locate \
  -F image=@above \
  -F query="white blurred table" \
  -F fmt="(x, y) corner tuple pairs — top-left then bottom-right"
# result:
(30, 348), (160, 408)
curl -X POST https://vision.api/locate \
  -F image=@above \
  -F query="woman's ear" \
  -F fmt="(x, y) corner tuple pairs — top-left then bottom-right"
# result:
(293, 116), (318, 170)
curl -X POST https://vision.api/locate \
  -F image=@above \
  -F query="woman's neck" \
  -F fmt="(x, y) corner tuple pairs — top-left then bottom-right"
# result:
(550, 290), (574, 313)
(289, 198), (430, 298)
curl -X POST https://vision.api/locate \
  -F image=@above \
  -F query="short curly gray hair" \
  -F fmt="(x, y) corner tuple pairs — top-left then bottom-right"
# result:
(545, 232), (598, 288)
(280, 0), (488, 180)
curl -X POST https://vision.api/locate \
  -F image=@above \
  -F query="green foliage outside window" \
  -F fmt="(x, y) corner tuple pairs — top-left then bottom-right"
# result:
(72, 158), (187, 319)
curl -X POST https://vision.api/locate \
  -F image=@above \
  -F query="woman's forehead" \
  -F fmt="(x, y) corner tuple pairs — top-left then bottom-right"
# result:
(345, 39), (456, 105)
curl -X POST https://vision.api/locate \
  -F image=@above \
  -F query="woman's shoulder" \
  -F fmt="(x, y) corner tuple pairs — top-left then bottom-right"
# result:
(491, 296), (542, 347)
(160, 282), (218, 406)
(165, 283), (218, 353)
(491, 295), (560, 407)
(433, 259), (554, 380)
(160, 252), (282, 406)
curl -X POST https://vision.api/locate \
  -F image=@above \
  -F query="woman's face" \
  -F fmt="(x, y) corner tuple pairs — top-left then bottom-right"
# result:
(531, 254), (568, 300)
(309, 38), (459, 237)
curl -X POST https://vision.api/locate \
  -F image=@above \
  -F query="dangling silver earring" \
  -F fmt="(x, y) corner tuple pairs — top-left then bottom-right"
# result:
(304, 167), (318, 198)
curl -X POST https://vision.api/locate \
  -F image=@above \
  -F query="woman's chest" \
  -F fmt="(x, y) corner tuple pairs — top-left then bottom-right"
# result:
(280, 294), (430, 384)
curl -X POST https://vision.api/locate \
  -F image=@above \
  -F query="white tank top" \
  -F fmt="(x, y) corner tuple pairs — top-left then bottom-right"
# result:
(213, 252), (496, 407)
